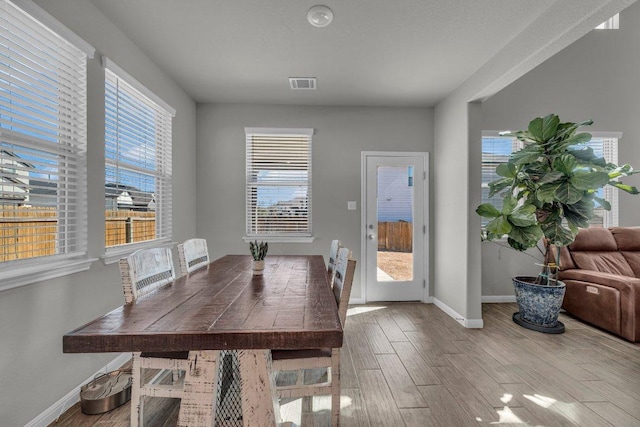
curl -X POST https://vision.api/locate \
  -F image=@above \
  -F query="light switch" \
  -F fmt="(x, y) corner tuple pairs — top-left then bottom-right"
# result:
(347, 201), (357, 210)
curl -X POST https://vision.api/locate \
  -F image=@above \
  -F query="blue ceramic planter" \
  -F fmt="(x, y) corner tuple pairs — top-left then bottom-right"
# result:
(512, 276), (566, 328)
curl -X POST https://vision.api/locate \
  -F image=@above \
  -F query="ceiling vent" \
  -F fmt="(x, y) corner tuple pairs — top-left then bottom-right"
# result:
(289, 77), (317, 90)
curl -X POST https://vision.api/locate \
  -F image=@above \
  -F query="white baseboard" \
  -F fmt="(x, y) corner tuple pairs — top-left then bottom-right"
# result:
(26, 353), (131, 427)
(348, 297), (365, 304)
(482, 295), (516, 303)
(432, 297), (484, 328)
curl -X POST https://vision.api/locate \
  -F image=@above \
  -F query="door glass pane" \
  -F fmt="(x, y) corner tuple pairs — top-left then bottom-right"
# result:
(376, 166), (414, 281)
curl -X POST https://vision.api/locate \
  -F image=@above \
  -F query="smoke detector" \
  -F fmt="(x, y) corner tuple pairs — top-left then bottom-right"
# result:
(307, 5), (333, 28)
(289, 77), (317, 90)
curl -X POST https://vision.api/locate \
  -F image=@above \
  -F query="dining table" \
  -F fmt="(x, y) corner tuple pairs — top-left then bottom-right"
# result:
(63, 254), (342, 427)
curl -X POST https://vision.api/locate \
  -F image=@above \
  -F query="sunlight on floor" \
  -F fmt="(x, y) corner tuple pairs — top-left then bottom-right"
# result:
(346, 306), (386, 316)
(493, 406), (525, 424)
(524, 393), (557, 408)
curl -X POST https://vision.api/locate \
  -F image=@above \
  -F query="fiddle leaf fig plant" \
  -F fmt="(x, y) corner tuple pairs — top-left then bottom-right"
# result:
(477, 114), (639, 280)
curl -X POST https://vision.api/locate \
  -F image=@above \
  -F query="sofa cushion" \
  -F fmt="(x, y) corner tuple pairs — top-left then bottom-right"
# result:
(570, 251), (635, 277)
(610, 227), (640, 250)
(568, 227), (618, 251)
(620, 252), (640, 278)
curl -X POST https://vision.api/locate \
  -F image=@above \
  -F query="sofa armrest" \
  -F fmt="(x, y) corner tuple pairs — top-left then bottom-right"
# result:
(559, 269), (640, 291)
(560, 269), (640, 342)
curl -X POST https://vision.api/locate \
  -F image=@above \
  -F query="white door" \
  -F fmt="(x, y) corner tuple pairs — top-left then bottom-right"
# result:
(362, 152), (428, 302)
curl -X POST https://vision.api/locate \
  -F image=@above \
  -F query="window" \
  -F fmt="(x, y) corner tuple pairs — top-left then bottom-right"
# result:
(104, 59), (174, 251)
(245, 128), (313, 241)
(596, 13), (619, 30)
(481, 132), (620, 228)
(0, 0), (93, 275)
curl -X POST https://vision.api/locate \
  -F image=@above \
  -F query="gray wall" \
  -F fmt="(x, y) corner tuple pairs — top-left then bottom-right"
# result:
(196, 104), (433, 301)
(0, 1), (197, 425)
(481, 1), (640, 296)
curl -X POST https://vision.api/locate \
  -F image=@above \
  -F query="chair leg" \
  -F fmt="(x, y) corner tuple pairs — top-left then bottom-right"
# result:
(131, 352), (142, 427)
(331, 349), (340, 427)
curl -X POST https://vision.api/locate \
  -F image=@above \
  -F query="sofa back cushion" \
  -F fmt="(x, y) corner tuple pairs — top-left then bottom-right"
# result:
(611, 227), (640, 278)
(566, 228), (635, 277)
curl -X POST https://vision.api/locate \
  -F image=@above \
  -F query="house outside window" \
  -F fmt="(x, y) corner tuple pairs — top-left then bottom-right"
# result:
(245, 128), (313, 242)
(481, 132), (620, 229)
(104, 59), (174, 251)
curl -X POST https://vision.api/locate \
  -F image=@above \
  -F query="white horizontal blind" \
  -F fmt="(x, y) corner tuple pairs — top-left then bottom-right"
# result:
(245, 128), (312, 237)
(0, 0), (88, 262)
(586, 137), (618, 227)
(104, 66), (173, 248)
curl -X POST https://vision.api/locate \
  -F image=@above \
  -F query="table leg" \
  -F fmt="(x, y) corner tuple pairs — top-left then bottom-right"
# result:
(178, 350), (220, 427)
(238, 349), (281, 427)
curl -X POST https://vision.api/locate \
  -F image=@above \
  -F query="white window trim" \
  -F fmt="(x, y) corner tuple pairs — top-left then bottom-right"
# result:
(244, 127), (314, 243)
(102, 58), (174, 256)
(9, 0), (95, 57)
(0, 0), (95, 290)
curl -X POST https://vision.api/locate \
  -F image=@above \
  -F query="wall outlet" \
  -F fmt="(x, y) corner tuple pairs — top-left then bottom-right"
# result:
(347, 201), (357, 210)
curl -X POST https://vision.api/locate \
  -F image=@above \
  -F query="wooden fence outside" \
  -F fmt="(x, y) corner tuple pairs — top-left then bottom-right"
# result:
(0, 207), (156, 261)
(378, 221), (412, 252)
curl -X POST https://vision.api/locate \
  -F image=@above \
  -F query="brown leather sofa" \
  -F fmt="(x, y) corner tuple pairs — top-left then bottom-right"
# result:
(556, 227), (640, 342)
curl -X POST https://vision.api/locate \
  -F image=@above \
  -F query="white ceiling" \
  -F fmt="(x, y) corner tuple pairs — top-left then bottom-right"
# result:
(89, 0), (561, 107)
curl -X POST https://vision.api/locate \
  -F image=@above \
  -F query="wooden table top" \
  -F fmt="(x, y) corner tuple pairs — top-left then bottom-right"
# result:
(63, 255), (342, 353)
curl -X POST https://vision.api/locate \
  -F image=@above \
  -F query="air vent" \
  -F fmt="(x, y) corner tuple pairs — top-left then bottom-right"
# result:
(289, 77), (317, 90)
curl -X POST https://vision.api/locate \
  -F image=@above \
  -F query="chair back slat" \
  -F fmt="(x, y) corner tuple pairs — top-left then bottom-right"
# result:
(333, 247), (356, 326)
(120, 247), (175, 304)
(327, 239), (342, 284)
(178, 238), (210, 275)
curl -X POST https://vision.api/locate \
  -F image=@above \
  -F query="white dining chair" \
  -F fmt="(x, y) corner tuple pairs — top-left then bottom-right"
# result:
(177, 237), (210, 275)
(271, 247), (356, 426)
(119, 247), (189, 427)
(327, 239), (343, 285)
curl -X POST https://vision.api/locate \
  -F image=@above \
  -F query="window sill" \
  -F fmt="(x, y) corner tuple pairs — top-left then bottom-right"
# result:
(242, 236), (316, 243)
(101, 239), (175, 265)
(0, 257), (97, 292)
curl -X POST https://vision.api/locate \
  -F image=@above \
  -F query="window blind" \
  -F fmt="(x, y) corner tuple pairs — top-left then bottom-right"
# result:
(0, 0), (89, 262)
(245, 128), (312, 237)
(104, 66), (173, 248)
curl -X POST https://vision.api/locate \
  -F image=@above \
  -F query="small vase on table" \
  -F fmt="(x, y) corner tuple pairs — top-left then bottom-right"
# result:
(249, 240), (268, 276)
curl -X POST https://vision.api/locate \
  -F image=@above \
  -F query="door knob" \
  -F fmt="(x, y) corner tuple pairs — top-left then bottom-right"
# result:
(368, 234), (375, 240)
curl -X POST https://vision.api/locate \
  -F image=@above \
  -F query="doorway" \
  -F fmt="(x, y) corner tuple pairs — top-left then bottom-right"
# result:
(361, 152), (428, 302)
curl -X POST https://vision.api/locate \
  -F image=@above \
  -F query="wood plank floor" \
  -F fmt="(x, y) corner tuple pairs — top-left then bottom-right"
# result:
(50, 303), (640, 426)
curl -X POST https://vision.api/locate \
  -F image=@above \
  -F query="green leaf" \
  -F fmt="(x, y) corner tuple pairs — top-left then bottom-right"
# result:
(508, 204), (537, 227)
(486, 216), (512, 236)
(571, 171), (611, 190)
(553, 155), (578, 175)
(554, 181), (583, 204)
(537, 171), (564, 185)
(593, 196), (611, 210)
(476, 203), (501, 218)
(488, 178), (512, 198)
(495, 163), (516, 178)
(512, 148), (542, 166)
(528, 117), (544, 142)
(556, 132), (592, 148)
(564, 200), (593, 229)
(507, 237), (530, 251)
(537, 183), (561, 203)
(542, 221), (576, 247)
(509, 224), (543, 247)
(609, 181), (640, 195)
(501, 194), (517, 215)
(541, 114), (560, 141)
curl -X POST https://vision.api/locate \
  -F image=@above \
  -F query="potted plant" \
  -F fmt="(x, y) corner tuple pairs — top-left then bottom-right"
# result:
(249, 240), (268, 275)
(476, 114), (639, 333)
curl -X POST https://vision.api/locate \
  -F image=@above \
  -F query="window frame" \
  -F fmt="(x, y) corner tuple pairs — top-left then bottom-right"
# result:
(243, 127), (314, 243)
(0, 0), (96, 291)
(102, 58), (175, 263)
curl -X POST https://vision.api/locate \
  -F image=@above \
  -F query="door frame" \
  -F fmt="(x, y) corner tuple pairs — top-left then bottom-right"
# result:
(360, 151), (430, 303)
